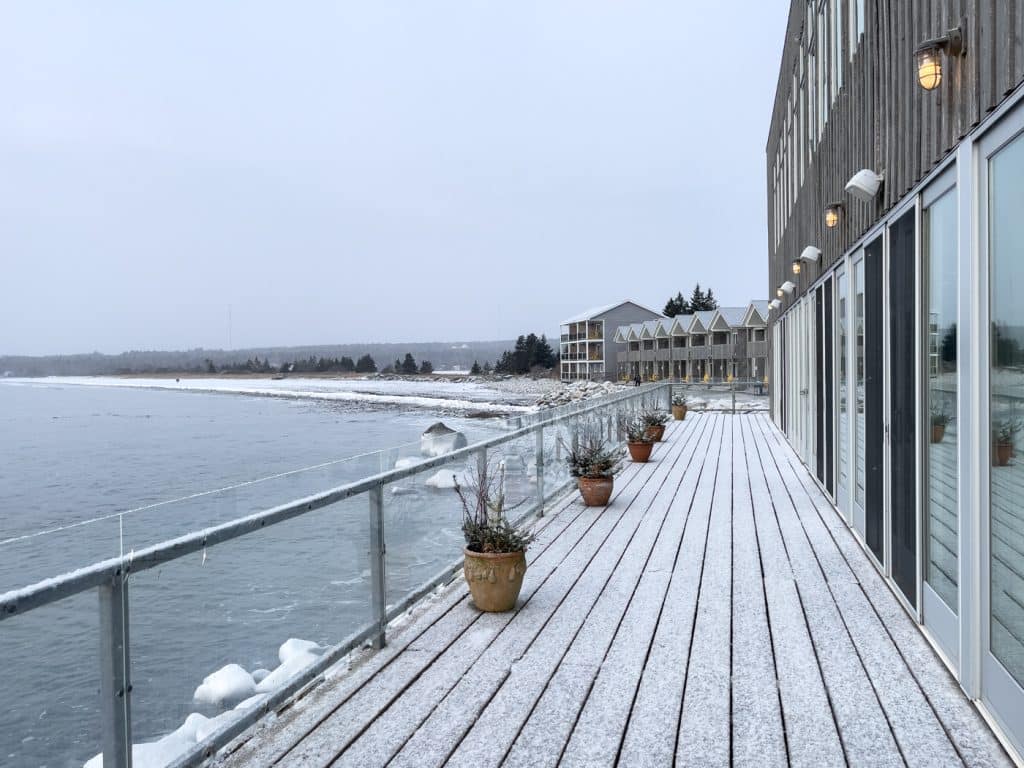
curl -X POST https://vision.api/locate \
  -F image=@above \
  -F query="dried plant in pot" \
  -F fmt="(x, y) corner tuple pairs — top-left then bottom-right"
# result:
(566, 433), (622, 507)
(642, 410), (670, 442)
(993, 419), (1021, 467)
(625, 417), (654, 463)
(930, 406), (950, 444)
(454, 458), (533, 612)
(671, 394), (689, 421)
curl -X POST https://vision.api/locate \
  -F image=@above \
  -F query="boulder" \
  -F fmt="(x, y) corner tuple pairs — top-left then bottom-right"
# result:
(421, 422), (468, 457)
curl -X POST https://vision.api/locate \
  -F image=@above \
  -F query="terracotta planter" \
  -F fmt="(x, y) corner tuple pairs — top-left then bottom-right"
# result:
(930, 424), (945, 444)
(463, 548), (526, 612)
(578, 476), (613, 507)
(994, 441), (1013, 467)
(645, 424), (665, 442)
(628, 441), (653, 463)
(672, 405), (688, 420)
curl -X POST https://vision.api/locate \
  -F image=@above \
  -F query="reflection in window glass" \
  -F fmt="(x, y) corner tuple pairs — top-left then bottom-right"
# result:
(924, 187), (958, 613)
(855, 260), (865, 508)
(838, 272), (849, 496)
(989, 130), (1024, 687)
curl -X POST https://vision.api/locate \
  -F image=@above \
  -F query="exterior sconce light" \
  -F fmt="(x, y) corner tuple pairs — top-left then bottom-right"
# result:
(915, 23), (965, 91)
(825, 202), (843, 228)
(776, 287), (784, 299)
(780, 280), (796, 295)
(769, 299), (781, 311)
(792, 258), (802, 275)
(800, 246), (821, 265)
(845, 169), (884, 202)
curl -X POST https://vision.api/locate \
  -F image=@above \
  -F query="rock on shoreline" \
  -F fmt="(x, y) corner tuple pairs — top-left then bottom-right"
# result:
(533, 380), (627, 409)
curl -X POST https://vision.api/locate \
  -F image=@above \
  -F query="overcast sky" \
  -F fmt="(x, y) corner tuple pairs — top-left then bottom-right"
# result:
(1, 1), (788, 355)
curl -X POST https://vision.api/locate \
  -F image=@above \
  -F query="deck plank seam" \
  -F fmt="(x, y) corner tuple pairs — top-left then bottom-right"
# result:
(737, 416), (792, 767)
(670, 413), (727, 764)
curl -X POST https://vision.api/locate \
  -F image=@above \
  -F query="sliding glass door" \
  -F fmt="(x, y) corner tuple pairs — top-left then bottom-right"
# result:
(836, 268), (851, 521)
(921, 173), (959, 664)
(981, 110), (1024, 757)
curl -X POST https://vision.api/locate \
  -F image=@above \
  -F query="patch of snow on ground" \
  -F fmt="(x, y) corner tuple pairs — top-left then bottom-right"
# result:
(193, 663), (256, 705)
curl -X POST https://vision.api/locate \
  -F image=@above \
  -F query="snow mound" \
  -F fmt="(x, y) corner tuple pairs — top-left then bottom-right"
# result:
(424, 468), (470, 489)
(193, 663), (255, 705)
(255, 638), (323, 694)
(83, 713), (217, 768)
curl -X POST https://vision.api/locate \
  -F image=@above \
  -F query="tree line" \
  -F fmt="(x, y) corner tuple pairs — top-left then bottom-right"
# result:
(662, 283), (719, 317)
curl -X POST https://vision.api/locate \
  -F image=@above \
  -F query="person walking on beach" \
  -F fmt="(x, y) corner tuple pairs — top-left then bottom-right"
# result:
(634, 372), (641, 387)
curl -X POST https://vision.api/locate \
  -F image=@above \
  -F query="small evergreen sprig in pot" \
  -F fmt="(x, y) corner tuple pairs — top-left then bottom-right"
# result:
(566, 435), (623, 479)
(626, 417), (654, 444)
(454, 458), (533, 554)
(672, 394), (688, 407)
(642, 410), (671, 427)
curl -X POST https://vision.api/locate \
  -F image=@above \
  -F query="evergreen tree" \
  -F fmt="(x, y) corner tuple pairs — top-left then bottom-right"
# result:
(470, 360), (482, 375)
(703, 287), (718, 310)
(401, 353), (418, 374)
(338, 356), (355, 372)
(355, 354), (377, 373)
(688, 283), (718, 312)
(482, 361), (493, 374)
(533, 334), (556, 368)
(663, 291), (690, 317)
(419, 360), (434, 374)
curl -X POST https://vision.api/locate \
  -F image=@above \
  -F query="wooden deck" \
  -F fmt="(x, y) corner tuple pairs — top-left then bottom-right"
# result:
(220, 414), (1014, 768)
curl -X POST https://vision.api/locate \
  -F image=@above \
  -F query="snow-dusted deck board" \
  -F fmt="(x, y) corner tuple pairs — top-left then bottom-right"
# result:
(386, 419), (704, 768)
(220, 414), (1014, 768)
(221, 456), (648, 767)
(554, 415), (722, 768)
(756, 418), (1014, 768)
(489, 415), (717, 768)
(730, 417), (787, 767)
(275, 433), (671, 768)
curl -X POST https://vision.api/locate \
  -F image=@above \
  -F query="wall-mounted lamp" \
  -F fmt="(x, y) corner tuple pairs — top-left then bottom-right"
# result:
(776, 287), (784, 299)
(769, 299), (781, 311)
(845, 169), (884, 202)
(780, 280), (796, 295)
(825, 202), (843, 228)
(800, 246), (821, 264)
(792, 258), (802, 275)
(915, 22), (965, 91)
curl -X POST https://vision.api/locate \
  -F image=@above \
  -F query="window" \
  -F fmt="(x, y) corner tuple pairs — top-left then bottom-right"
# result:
(849, 0), (864, 60)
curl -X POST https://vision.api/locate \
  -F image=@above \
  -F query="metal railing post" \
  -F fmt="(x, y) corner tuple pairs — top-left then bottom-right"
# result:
(99, 574), (132, 768)
(535, 427), (545, 516)
(368, 485), (387, 649)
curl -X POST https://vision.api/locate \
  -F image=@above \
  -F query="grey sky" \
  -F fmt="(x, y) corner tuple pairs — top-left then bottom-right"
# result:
(1, 1), (788, 355)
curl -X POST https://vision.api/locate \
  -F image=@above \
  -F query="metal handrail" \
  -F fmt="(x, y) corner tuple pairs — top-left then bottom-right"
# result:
(1, 381), (672, 768)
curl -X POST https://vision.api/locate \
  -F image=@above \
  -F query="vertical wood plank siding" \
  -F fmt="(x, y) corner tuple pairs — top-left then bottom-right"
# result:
(766, 0), (1024, 309)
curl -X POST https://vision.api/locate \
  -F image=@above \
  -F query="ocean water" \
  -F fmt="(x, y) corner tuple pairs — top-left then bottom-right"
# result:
(0, 380), (536, 767)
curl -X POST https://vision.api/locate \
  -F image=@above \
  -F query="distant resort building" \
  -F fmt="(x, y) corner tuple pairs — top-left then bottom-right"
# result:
(559, 299), (768, 383)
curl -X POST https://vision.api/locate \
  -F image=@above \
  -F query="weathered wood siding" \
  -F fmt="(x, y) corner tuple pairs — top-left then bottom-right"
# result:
(767, 0), (1024, 308)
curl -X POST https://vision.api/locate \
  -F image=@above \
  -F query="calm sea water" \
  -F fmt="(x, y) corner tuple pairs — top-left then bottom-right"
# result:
(0, 382), (529, 767)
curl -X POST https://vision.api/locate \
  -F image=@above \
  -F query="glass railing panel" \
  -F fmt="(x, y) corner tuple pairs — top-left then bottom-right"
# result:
(2, 592), (101, 767)
(127, 495), (370, 765)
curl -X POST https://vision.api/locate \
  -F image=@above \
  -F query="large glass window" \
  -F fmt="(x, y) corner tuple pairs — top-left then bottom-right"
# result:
(989, 129), (1024, 687)
(855, 259), (866, 509)
(924, 187), (958, 613)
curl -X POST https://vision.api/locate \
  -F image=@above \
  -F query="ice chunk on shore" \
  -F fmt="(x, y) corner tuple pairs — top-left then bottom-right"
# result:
(193, 663), (255, 705)
(83, 712), (212, 768)
(424, 469), (469, 489)
(421, 422), (468, 457)
(255, 638), (323, 693)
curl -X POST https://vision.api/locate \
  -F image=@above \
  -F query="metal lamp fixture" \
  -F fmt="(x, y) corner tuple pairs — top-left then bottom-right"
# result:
(825, 202), (843, 228)
(845, 169), (884, 202)
(792, 258), (802, 275)
(780, 280), (796, 295)
(800, 246), (821, 264)
(915, 23), (965, 91)
(776, 287), (785, 299)
(769, 299), (781, 310)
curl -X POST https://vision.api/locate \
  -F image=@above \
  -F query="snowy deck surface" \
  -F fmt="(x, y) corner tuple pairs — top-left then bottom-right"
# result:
(219, 414), (1012, 768)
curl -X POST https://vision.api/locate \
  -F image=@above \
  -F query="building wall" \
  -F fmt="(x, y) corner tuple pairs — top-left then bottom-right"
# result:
(767, 0), (1024, 311)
